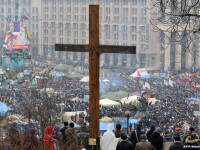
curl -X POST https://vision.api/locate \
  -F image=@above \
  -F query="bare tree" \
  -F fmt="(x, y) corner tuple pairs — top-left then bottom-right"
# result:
(150, 0), (200, 68)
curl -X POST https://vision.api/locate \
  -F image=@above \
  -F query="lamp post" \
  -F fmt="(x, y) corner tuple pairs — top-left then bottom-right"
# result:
(125, 111), (131, 135)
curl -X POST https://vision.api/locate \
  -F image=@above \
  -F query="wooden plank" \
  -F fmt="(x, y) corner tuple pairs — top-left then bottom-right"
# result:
(97, 45), (136, 54)
(55, 44), (90, 52)
(89, 5), (100, 139)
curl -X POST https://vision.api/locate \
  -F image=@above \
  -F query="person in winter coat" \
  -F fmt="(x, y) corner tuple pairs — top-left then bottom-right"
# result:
(169, 136), (183, 150)
(100, 124), (120, 150)
(77, 123), (90, 150)
(130, 124), (145, 150)
(53, 125), (63, 150)
(184, 133), (200, 150)
(116, 133), (133, 150)
(43, 126), (57, 150)
(114, 124), (126, 138)
(23, 128), (39, 150)
(8, 122), (21, 150)
(60, 122), (68, 141)
(146, 125), (155, 140)
(149, 127), (163, 150)
(162, 130), (174, 150)
(135, 134), (154, 150)
(64, 122), (79, 150)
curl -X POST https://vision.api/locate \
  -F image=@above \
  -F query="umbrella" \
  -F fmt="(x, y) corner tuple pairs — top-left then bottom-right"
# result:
(175, 127), (181, 131)
(99, 116), (116, 123)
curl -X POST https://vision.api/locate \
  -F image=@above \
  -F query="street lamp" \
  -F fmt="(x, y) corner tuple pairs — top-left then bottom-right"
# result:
(125, 110), (131, 135)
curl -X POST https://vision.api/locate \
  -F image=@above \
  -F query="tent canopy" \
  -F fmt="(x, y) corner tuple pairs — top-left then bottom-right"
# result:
(148, 98), (158, 104)
(130, 68), (149, 78)
(0, 102), (13, 116)
(99, 116), (116, 123)
(71, 97), (82, 102)
(102, 90), (129, 100)
(100, 98), (120, 106)
(80, 76), (89, 82)
(120, 95), (140, 104)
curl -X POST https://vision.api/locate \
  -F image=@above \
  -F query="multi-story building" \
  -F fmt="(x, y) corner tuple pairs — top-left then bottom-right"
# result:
(0, 0), (160, 69)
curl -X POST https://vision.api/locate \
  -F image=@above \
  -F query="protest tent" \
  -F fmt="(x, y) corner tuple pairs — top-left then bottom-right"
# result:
(80, 76), (89, 82)
(120, 95), (140, 104)
(102, 90), (129, 100)
(100, 98), (120, 106)
(0, 102), (13, 116)
(99, 116), (116, 123)
(71, 97), (82, 102)
(148, 98), (158, 104)
(130, 68), (149, 78)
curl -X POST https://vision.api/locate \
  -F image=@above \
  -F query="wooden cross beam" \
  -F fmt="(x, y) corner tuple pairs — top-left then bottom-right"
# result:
(55, 4), (136, 144)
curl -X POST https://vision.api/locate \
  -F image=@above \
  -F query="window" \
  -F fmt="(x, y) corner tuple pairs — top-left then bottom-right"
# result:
(81, 8), (86, 13)
(123, 0), (128, 5)
(74, 0), (78, 4)
(60, 30), (63, 36)
(73, 23), (78, 29)
(1, 8), (4, 13)
(114, 33), (118, 40)
(132, 8), (137, 14)
(113, 25), (119, 31)
(141, 0), (147, 5)
(132, 0), (137, 5)
(130, 26), (137, 32)
(67, 7), (71, 12)
(123, 17), (128, 23)
(52, 7), (56, 12)
(105, 25), (110, 30)
(1, 23), (4, 28)
(45, 14), (48, 20)
(140, 26), (145, 32)
(141, 17), (147, 23)
(141, 8), (147, 15)
(81, 23), (86, 29)
(106, 33), (110, 39)
(106, 8), (110, 14)
(113, 0), (119, 5)
(67, 15), (71, 21)
(114, 16), (119, 22)
(67, 31), (71, 36)
(123, 8), (128, 15)
(74, 15), (78, 21)
(82, 31), (86, 37)
(82, 0), (86, 4)
(8, 8), (11, 13)
(52, 37), (56, 43)
(132, 35), (137, 41)
(44, 22), (48, 27)
(74, 7), (78, 13)
(132, 17), (137, 23)
(60, 38), (63, 43)
(106, 16), (110, 22)
(44, 37), (48, 43)
(106, 0), (110, 5)
(122, 25), (127, 31)
(74, 31), (78, 37)
(60, 7), (64, 12)
(44, 7), (48, 12)
(51, 22), (56, 28)
(44, 29), (48, 35)
(114, 8), (119, 14)
(141, 35), (146, 41)
(123, 34), (127, 40)
(52, 30), (56, 35)
(82, 16), (86, 21)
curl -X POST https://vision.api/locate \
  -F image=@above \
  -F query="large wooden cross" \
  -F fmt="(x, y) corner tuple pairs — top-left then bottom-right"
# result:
(55, 4), (136, 142)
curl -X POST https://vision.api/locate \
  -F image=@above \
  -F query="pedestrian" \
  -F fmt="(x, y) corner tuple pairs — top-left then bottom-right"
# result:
(149, 127), (163, 150)
(162, 130), (174, 150)
(60, 122), (68, 141)
(23, 128), (39, 150)
(53, 124), (63, 150)
(135, 134), (154, 150)
(100, 124), (120, 150)
(43, 126), (57, 150)
(8, 122), (21, 150)
(146, 124), (155, 140)
(184, 133), (200, 150)
(130, 124), (145, 149)
(116, 133), (133, 150)
(169, 136), (183, 150)
(114, 124), (126, 138)
(64, 122), (79, 150)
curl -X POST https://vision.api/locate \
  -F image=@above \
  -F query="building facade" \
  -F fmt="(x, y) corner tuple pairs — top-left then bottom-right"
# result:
(0, 0), (160, 69)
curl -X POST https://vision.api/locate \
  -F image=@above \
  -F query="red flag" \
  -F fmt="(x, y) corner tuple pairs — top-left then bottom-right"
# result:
(195, 83), (200, 88)
(186, 81), (191, 86)
(185, 75), (192, 82)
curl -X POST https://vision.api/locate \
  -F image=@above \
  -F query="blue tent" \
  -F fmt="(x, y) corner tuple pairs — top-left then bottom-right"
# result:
(0, 101), (13, 116)
(51, 74), (67, 78)
(185, 97), (200, 101)
(116, 118), (139, 128)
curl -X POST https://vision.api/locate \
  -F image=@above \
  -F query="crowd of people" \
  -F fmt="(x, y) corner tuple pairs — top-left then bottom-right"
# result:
(101, 123), (200, 150)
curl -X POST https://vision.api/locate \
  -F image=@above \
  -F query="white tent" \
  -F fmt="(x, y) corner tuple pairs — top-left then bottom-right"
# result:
(120, 95), (140, 104)
(121, 95), (140, 100)
(80, 76), (89, 82)
(130, 68), (149, 78)
(100, 98), (120, 106)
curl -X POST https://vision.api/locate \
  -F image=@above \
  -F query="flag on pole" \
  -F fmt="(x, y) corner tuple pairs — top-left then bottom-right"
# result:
(169, 79), (174, 87)
(164, 80), (169, 86)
